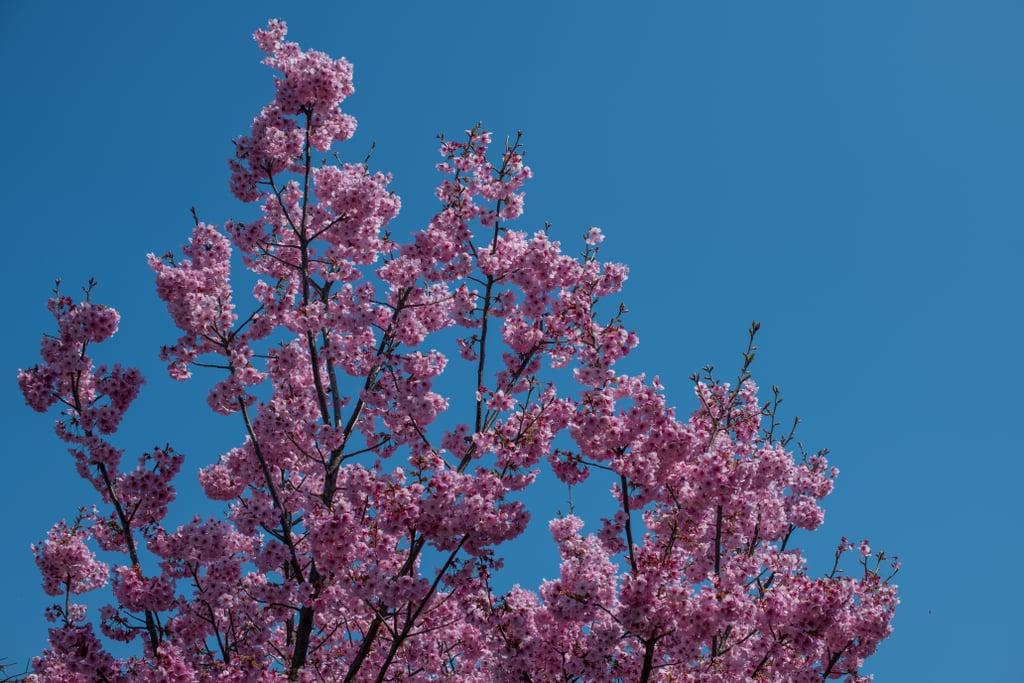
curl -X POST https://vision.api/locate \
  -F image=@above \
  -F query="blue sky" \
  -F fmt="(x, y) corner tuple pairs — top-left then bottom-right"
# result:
(2, 2), (1021, 680)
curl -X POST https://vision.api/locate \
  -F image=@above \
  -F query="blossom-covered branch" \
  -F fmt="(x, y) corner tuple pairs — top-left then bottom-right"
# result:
(18, 19), (897, 682)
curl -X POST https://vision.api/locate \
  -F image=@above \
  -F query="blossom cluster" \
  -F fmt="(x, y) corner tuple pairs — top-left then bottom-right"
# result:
(17, 20), (897, 682)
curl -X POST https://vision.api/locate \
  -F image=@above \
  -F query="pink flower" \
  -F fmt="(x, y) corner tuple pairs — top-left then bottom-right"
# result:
(33, 520), (107, 598)
(16, 21), (897, 682)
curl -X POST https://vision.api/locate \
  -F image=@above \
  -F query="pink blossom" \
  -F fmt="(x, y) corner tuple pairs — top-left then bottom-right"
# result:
(33, 519), (107, 598)
(16, 20), (897, 683)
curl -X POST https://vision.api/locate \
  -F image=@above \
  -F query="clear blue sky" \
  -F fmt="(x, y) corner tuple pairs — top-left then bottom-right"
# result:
(2, 2), (1021, 680)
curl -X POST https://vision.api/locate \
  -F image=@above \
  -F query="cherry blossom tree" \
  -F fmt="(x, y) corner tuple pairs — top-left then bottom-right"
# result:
(16, 20), (897, 682)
